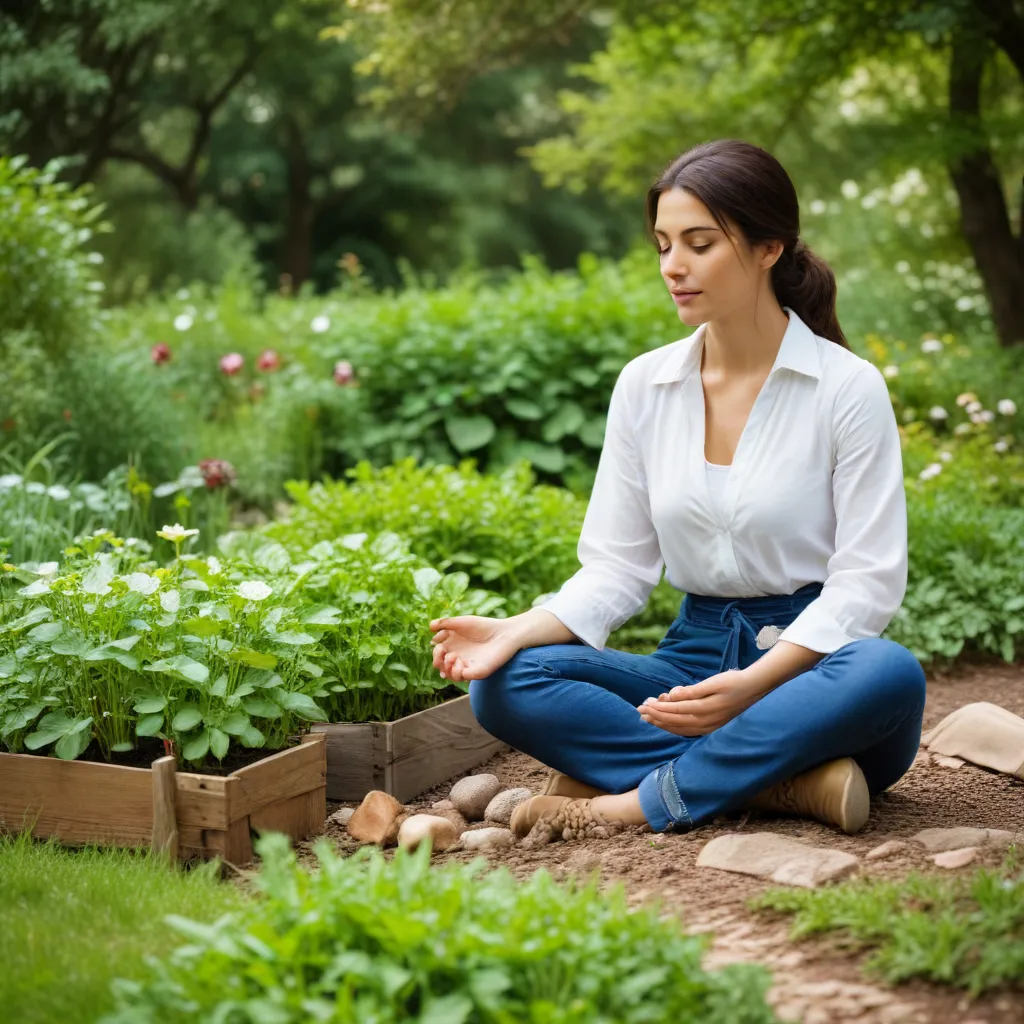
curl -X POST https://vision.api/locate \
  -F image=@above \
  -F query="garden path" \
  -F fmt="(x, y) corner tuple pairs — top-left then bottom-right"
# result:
(316, 662), (1024, 1024)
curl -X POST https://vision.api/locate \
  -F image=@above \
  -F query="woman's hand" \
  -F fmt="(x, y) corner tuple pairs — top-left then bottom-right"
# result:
(429, 615), (522, 683)
(637, 669), (764, 736)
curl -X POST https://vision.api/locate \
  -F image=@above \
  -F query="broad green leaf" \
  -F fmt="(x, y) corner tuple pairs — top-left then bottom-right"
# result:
(110, 741), (134, 752)
(181, 728), (210, 762)
(444, 413), (495, 453)
(579, 415), (607, 448)
(241, 697), (282, 719)
(505, 397), (544, 420)
(146, 655), (209, 684)
(171, 705), (203, 731)
(239, 723), (266, 748)
(27, 622), (62, 643)
(209, 727), (229, 760)
(210, 674), (228, 697)
(273, 631), (317, 646)
(133, 696), (167, 714)
(55, 727), (92, 760)
(274, 691), (325, 721)
(220, 711), (250, 735)
(182, 617), (223, 637)
(412, 567), (442, 600)
(254, 542), (290, 574)
(300, 605), (343, 626)
(136, 713), (165, 736)
(542, 401), (585, 443)
(228, 649), (278, 670)
(52, 632), (90, 657)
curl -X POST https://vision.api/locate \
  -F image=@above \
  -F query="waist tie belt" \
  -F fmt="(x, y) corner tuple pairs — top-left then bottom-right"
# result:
(714, 600), (784, 675)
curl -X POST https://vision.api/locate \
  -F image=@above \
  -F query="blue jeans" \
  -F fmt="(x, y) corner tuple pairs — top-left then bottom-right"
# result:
(469, 583), (927, 832)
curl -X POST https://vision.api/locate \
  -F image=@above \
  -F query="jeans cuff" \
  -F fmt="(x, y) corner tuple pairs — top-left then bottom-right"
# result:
(638, 761), (692, 833)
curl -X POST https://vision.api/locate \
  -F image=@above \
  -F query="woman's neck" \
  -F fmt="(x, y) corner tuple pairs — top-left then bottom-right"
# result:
(701, 301), (790, 379)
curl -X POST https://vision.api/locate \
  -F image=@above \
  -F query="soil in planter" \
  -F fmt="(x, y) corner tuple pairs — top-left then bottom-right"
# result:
(62, 734), (307, 775)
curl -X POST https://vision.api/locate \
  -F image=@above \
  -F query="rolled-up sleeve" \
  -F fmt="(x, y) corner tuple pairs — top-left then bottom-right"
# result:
(536, 364), (665, 650)
(778, 363), (907, 654)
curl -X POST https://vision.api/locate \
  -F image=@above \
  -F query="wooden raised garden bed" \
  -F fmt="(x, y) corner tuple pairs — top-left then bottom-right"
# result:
(312, 694), (507, 803)
(0, 732), (326, 865)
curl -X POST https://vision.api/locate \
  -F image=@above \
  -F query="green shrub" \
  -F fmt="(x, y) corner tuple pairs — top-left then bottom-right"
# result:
(750, 852), (1023, 997)
(265, 457), (586, 615)
(104, 833), (779, 1024)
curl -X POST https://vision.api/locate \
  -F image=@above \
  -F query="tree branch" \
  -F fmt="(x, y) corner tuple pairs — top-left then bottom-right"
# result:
(971, 0), (1024, 79)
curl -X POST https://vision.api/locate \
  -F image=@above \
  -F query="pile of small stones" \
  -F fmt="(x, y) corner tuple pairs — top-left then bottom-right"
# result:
(334, 773), (533, 854)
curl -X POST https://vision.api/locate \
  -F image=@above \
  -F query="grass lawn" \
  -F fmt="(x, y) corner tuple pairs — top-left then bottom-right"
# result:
(0, 832), (245, 1024)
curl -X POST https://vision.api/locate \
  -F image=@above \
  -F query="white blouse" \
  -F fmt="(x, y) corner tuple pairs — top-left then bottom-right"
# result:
(537, 307), (908, 655)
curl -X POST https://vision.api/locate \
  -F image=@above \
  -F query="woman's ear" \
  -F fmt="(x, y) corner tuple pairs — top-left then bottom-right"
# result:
(760, 239), (784, 271)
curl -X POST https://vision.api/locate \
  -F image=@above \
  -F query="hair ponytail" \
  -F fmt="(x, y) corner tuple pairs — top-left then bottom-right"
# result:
(771, 239), (847, 347)
(646, 139), (850, 349)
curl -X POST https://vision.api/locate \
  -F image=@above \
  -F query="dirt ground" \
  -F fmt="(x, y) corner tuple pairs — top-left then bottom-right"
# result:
(310, 661), (1024, 1024)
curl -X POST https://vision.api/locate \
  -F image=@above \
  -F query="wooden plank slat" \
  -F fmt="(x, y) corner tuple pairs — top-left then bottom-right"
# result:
(387, 695), (507, 803)
(0, 752), (153, 847)
(174, 773), (232, 829)
(311, 722), (387, 802)
(151, 756), (178, 860)
(248, 786), (326, 840)
(230, 734), (326, 820)
(203, 816), (252, 867)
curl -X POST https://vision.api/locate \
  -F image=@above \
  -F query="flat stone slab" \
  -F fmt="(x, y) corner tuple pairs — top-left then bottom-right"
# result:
(696, 832), (860, 888)
(932, 846), (979, 869)
(921, 701), (1024, 777)
(865, 839), (911, 861)
(910, 827), (1017, 852)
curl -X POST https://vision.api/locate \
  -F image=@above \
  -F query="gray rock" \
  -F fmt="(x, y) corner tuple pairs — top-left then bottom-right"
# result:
(910, 827), (1016, 852)
(484, 787), (533, 825)
(449, 773), (503, 821)
(460, 827), (514, 852)
(329, 807), (354, 827)
(696, 832), (859, 888)
(397, 814), (458, 853)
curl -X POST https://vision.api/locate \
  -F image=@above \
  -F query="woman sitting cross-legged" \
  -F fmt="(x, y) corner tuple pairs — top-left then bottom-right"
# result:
(428, 138), (927, 842)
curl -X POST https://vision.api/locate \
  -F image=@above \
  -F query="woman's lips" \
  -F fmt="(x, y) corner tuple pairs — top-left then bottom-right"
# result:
(672, 291), (701, 305)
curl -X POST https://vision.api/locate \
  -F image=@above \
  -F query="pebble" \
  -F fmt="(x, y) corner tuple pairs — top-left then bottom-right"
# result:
(449, 774), (503, 821)
(328, 807), (354, 827)
(865, 839), (910, 860)
(911, 826), (1016, 852)
(397, 814), (458, 853)
(460, 827), (515, 852)
(346, 791), (404, 845)
(932, 846), (979, 869)
(483, 787), (533, 824)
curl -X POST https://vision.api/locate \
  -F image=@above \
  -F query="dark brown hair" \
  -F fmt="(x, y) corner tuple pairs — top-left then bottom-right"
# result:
(645, 139), (848, 348)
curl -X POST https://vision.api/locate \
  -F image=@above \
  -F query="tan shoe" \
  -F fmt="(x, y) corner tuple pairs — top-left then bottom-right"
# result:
(511, 795), (624, 843)
(511, 796), (571, 837)
(745, 757), (870, 834)
(541, 770), (609, 799)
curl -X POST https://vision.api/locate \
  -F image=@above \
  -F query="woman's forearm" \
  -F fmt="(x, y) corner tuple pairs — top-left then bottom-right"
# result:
(741, 640), (825, 697)
(505, 607), (578, 650)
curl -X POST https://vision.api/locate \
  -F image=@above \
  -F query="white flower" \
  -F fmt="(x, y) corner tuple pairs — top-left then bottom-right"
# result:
(928, 406), (948, 421)
(206, 556), (222, 575)
(25, 481), (45, 494)
(993, 440), (1009, 453)
(954, 296), (974, 311)
(310, 314), (330, 333)
(956, 392), (976, 407)
(979, 409), (995, 423)
(895, 260), (910, 274)
(954, 423), (972, 436)
(809, 199), (827, 215)
(0, 473), (22, 489)
(173, 313), (193, 331)
(19, 579), (51, 597)
(159, 589), (181, 613)
(919, 463), (943, 481)
(157, 523), (200, 543)
(237, 580), (272, 602)
(46, 485), (71, 500)
(939, 451), (953, 462)
(920, 338), (943, 354)
(882, 365), (900, 379)
(965, 400), (982, 415)
(36, 562), (59, 577)
(123, 572), (160, 595)
(997, 399), (1017, 416)
(840, 180), (860, 200)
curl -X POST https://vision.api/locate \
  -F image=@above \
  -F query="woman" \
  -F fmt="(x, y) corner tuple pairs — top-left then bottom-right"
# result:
(428, 139), (927, 842)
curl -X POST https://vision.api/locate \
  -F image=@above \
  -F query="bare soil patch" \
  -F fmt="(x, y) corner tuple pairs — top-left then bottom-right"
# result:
(310, 662), (1024, 1024)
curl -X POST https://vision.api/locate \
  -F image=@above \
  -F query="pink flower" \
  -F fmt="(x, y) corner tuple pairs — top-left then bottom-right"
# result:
(257, 349), (281, 372)
(151, 343), (171, 364)
(333, 359), (354, 386)
(219, 352), (244, 376)
(198, 458), (237, 490)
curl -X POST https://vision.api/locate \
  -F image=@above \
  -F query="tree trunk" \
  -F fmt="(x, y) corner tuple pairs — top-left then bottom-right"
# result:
(948, 34), (1024, 347)
(282, 118), (314, 290)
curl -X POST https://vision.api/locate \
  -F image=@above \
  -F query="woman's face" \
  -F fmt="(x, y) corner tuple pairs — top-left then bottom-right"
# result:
(653, 187), (778, 326)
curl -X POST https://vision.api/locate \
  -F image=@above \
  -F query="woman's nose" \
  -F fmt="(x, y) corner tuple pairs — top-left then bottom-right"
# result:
(661, 249), (689, 278)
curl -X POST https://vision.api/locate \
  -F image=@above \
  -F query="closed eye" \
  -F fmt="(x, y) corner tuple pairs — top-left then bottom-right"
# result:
(658, 244), (712, 255)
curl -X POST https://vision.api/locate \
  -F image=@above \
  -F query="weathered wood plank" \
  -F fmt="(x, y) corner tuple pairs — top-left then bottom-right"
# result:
(151, 756), (178, 860)
(0, 752), (153, 846)
(230, 734), (326, 820)
(174, 772), (232, 830)
(313, 696), (507, 803)
(203, 815), (252, 867)
(311, 722), (387, 801)
(248, 786), (326, 841)
(387, 695), (507, 803)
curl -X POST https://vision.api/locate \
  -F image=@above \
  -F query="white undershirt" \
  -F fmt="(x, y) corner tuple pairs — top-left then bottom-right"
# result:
(537, 307), (908, 655)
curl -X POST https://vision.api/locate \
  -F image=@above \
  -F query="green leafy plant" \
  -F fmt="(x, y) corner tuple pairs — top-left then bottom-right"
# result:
(104, 832), (779, 1024)
(750, 850), (1023, 997)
